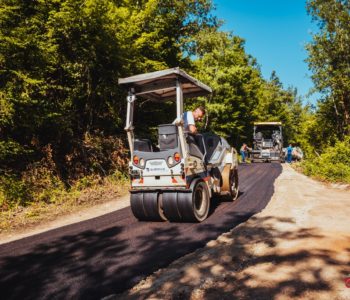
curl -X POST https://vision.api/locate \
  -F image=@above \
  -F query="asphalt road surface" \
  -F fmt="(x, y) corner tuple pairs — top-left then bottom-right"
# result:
(0, 163), (282, 300)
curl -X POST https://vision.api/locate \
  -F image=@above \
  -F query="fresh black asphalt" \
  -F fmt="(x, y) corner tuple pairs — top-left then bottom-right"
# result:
(0, 163), (282, 300)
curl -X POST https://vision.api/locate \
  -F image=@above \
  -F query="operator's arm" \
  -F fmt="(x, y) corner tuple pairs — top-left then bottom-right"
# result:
(188, 124), (197, 133)
(186, 112), (197, 133)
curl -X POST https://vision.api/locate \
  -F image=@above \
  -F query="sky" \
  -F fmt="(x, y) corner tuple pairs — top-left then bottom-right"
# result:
(213, 0), (319, 104)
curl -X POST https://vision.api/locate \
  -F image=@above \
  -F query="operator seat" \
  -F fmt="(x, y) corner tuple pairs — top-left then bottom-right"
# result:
(255, 131), (263, 140)
(134, 139), (153, 152)
(203, 133), (221, 162)
(254, 131), (263, 150)
(158, 124), (178, 150)
(186, 133), (205, 160)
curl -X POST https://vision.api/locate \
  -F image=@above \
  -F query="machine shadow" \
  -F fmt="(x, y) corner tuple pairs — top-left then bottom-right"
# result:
(0, 164), (282, 300)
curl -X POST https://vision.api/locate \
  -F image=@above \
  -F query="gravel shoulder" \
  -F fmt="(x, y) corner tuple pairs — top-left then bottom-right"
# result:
(115, 164), (350, 300)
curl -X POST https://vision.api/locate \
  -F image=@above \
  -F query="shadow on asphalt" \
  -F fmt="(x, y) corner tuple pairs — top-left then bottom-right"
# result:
(0, 163), (285, 300)
(120, 215), (350, 300)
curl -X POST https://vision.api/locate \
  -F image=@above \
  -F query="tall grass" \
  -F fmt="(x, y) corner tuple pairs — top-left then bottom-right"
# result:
(301, 137), (350, 183)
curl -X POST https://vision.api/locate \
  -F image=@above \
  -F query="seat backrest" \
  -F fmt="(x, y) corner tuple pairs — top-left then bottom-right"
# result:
(186, 134), (205, 160)
(134, 139), (152, 152)
(203, 133), (221, 162)
(158, 124), (178, 150)
(255, 131), (263, 140)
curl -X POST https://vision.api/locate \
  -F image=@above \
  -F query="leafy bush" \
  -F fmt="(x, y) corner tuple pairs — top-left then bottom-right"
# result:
(0, 175), (30, 209)
(0, 144), (66, 210)
(0, 140), (33, 164)
(0, 136), (129, 210)
(301, 137), (350, 183)
(64, 131), (129, 182)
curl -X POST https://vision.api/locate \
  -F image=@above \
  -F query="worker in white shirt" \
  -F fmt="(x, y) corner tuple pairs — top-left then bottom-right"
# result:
(183, 106), (205, 133)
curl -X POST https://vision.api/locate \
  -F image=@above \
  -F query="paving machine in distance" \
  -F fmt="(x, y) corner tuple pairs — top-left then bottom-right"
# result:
(118, 68), (239, 222)
(251, 122), (285, 163)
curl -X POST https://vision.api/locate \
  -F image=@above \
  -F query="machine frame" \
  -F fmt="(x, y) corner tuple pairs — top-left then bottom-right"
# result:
(250, 121), (285, 163)
(119, 67), (239, 222)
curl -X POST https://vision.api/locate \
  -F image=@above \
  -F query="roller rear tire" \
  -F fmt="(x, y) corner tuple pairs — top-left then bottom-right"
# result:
(162, 179), (210, 222)
(229, 168), (239, 201)
(179, 179), (210, 222)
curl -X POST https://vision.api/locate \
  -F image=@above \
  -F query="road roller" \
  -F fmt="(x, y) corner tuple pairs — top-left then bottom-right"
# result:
(118, 67), (239, 222)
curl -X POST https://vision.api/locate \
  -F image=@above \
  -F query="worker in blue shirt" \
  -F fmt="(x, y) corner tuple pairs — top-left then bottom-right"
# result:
(287, 144), (293, 163)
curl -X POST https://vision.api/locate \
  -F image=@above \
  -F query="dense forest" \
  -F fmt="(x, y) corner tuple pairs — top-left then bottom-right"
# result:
(0, 0), (349, 210)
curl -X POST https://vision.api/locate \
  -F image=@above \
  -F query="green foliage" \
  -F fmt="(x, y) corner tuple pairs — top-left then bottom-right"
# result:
(0, 138), (129, 209)
(0, 0), (217, 208)
(254, 75), (308, 146)
(3, 0), (345, 211)
(301, 137), (350, 183)
(190, 31), (304, 148)
(0, 139), (33, 162)
(192, 32), (260, 144)
(0, 0), (217, 156)
(298, 0), (350, 181)
(0, 174), (30, 209)
(306, 0), (350, 139)
(0, 144), (65, 209)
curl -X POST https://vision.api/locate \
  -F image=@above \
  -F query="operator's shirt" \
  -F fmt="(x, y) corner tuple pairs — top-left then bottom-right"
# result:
(183, 111), (195, 132)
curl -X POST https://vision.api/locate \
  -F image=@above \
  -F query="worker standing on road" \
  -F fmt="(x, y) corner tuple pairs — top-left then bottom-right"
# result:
(287, 144), (293, 163)
(183, 106), (205, 133)
(240, 143), (251, 163)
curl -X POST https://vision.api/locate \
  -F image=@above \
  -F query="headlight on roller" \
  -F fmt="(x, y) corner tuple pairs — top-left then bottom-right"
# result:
(139, 158), (145, 167)
(167, 156), (174, 165)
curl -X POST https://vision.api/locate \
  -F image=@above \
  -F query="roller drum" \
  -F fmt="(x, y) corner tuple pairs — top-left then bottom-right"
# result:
(143, 192), (166, 221)
(174, 178), (210, 222)
(162, 192), (182, 222)
(130, 192), (166, 221)
(130, 192), (147, 220)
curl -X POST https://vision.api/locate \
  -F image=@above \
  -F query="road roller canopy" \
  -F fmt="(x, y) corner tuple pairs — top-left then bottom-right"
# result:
(254, 122), (282, 126)
(118, 67), (212, 101)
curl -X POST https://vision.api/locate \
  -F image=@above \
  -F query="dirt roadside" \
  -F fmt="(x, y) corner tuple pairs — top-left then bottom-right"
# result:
(0, 190), (130, 245)
(113, 164), (350, 300)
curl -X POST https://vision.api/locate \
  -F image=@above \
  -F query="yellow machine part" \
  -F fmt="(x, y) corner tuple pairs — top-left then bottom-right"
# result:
(221, 164), (231, 192)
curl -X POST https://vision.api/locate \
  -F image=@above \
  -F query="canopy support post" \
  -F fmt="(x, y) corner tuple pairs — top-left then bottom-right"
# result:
(125, 89), (135, 155)
(176, 79), (187, 159)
